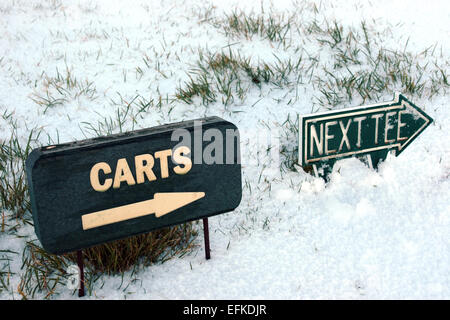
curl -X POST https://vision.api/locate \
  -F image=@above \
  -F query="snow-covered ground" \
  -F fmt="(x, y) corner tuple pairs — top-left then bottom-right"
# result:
(0, 0), (449, 299)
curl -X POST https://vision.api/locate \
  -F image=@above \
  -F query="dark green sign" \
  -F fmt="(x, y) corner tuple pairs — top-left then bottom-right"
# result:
(299, 93), (433, 177)
(26, 117), (242, 254)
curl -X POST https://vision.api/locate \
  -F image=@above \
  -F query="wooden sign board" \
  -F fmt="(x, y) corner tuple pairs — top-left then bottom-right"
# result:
(26, 117), (242, 254)
(299, 93), (433, 178)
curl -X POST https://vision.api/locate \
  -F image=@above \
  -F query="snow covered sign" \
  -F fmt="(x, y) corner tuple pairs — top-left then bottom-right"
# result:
(299, 93), (433, 178)
(26, 117), (242, 254)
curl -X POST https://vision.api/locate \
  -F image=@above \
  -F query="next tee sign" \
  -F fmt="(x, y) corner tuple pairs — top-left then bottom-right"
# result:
(299, 93), (433, 177)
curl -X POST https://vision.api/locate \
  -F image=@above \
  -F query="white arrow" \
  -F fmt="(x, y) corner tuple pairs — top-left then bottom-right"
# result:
(81, 192), (205, 230)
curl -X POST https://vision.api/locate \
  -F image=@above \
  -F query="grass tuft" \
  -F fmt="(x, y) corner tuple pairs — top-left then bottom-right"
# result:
(175, 49), (281, 107)
(18, 223), (197, 299)
(81, 223), (197, 275)
(31, 67), (97, 113)
(0, 250), (17, 295)
(0, 126), (40, 224)
(216, 10), (293, 46)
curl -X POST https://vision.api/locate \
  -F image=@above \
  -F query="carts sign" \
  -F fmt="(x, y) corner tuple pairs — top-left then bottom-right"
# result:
(299, 93), (433, 177)
(26, 117), (242, 254)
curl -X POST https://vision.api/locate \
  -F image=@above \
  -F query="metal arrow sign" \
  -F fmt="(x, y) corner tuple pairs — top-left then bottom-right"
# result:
(299, 93), (433, 178)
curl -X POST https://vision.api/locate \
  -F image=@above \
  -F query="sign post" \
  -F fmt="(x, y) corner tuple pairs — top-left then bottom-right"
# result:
(299, 93), (433, 178)
(26, 116), (242, 296)
(77, 250), (84, 297)
(203, 218), (211, 260)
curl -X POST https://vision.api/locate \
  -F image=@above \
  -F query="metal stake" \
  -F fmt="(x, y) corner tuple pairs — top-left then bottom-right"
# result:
(77, 250), (85, 297)
(203, 218), (211, 260)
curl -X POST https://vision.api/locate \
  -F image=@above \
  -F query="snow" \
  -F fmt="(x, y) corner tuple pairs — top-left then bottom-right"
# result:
(0, 0), (449, 299)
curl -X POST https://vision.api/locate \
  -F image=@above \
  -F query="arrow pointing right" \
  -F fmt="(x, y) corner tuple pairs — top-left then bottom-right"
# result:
(299, 93), (434, 179)
(301, 93), (434, 164)
(81, 192), (205, 230)
(395, 94), (433, 155)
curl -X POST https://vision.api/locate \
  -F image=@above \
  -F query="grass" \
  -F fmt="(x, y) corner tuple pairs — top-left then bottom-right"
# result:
(18, 223), (197, 299)
(0, 125), (40, 225)
(210, 9), (293, 47)
(0, 123), (41, 295)
(184, 8), (450, 114)
(306, 20), (449, 107)
(79, 92), (172, 138)
(31, 67), (97, 113)
(175, 48), (297, 107)
(0, 249), (17, 296)
(279, 113), (299, 174)
(81, 224), (197, 275)
(18, 241), (77, 299)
